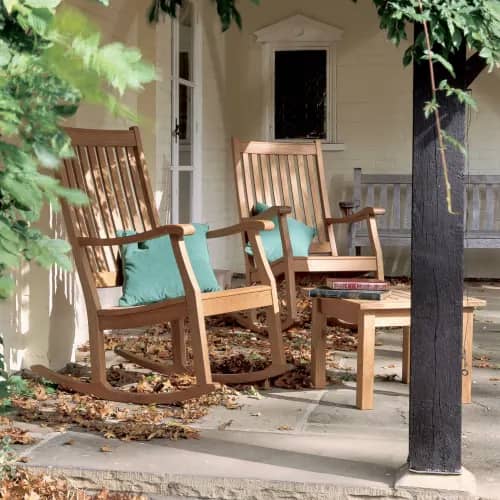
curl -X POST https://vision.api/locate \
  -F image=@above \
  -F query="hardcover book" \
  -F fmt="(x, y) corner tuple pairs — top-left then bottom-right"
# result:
(325, 278), (389, 291)
(309, 287), (390, 301)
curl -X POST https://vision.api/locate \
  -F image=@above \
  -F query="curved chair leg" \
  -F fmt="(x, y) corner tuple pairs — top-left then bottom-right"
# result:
(30, 364), (216, 404)
(283, 267), (298, 329)
(113, 347), (290, 384)
(188, 309), (214, 387)
(114, 309), (291, 385)
(114, 348), (191, 376)
(31, 317), (217, 405)
(212, 303), (291, 384)
(171, 319), (188, 370)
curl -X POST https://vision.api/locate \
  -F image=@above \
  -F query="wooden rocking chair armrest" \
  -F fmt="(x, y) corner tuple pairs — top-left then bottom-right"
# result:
(250, 205), (292, 219)
(207, 219), (275, 239)
(325, 207), (386, 225)
(77, 224), (196, 247)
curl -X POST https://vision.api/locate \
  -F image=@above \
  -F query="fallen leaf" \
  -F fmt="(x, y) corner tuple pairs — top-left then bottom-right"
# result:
(100, 446), (112, 453)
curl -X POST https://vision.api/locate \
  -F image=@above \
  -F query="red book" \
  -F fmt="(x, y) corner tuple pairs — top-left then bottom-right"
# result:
(325, 278), (389, 291)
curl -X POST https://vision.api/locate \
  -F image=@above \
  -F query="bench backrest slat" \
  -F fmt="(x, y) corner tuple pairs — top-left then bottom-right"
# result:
(486, 185), (495, 231)
(379, 184), (389, 228)
(392, 184), (401, 230)
(471, 185), (481, 230)
(403, 183), (412, 230)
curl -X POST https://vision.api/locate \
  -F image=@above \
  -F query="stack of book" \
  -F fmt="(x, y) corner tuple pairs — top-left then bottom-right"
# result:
(309, 278), (390, 300)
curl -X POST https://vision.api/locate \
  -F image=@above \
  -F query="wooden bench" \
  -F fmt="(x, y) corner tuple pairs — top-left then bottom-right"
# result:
(345, 168), (500, 255)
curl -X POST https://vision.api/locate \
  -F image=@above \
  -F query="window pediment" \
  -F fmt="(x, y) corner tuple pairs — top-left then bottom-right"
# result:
(254, 14), (343, 44)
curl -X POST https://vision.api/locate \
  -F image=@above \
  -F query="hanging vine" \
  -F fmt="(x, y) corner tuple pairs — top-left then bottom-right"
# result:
(357, 0), (500, 212)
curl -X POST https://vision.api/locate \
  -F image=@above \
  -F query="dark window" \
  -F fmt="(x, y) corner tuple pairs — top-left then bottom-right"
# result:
(274, 50), (327, 140)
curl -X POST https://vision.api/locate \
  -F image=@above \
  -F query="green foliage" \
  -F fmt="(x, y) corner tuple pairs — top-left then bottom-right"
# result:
(364, 0), (500, 71)
(355, 0), (500, 127)
(0, 0), (156, 299)
(149, 0), (260, 31)
(0, 436), (16, 479)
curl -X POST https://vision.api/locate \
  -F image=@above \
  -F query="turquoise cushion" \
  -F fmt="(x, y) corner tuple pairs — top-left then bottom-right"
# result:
(118, 223), (220, 307)
(246, 202), (316, 263)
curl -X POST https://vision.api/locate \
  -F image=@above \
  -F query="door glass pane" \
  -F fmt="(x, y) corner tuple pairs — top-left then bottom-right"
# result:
(179, 171), (192, 223)
(179, 3), (193, 81)
(179, 83), (193, 166)
(274, 50), (327, 140)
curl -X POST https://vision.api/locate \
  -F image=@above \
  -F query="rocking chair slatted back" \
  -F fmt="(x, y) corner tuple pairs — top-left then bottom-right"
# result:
(232, 138), (336, 255)
(61, 127), (158, 287)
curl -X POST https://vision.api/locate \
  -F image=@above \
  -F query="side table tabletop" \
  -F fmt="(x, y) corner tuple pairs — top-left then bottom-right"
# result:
(310, 289), (486, 410)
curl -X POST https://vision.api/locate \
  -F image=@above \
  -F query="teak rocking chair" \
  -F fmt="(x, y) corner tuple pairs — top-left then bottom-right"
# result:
(31, 127), (289, 404)
(232, 138), (385, 330)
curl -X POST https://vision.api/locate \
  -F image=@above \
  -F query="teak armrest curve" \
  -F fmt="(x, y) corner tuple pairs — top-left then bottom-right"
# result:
(325, 207), (386, 225)
(77, 224), (195, 247)
(207, 219), (274, 239)
(251, 205), (292, 220)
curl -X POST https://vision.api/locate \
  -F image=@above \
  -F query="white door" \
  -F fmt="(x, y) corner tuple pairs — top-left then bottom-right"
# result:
(170, 0), (202, 223)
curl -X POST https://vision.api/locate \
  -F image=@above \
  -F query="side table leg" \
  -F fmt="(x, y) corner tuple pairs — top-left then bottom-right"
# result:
(311, 300), (327, 389)
(462, 310), (474, 404)
(402, 326), (411, 384)
(356, 313), (376, 410)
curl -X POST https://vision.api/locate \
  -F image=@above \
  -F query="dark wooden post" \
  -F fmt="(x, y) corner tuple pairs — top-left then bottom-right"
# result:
(409, 33), (467, 473)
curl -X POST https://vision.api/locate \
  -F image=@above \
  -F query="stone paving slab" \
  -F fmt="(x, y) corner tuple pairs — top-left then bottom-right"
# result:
(194, 389), (325, 433)
(19, 428), (404, 498)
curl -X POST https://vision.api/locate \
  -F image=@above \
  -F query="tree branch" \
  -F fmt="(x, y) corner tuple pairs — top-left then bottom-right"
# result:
(465, 52), (487, 88)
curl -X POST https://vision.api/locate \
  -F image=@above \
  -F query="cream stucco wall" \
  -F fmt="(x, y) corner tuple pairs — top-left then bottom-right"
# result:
(1, 0), (171, 372)
(204, 0), (500, 278)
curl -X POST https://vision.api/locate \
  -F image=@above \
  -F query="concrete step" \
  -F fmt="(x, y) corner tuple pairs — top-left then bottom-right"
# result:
(19, 426), (480, 500)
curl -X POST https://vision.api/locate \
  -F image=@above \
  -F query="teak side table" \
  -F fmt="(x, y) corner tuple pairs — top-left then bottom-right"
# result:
(310, 289), (486, 410)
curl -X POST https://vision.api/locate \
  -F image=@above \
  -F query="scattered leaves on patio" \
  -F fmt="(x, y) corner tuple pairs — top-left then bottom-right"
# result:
(6, 278), (360, 443)
(0, 421), (35, 445)
(474, 355), (491, 368)
(277, 425), (293, 431)
(0, 468), (146, 499)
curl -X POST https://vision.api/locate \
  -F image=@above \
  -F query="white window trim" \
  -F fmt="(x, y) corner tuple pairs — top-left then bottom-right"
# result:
(255, 15), (345, 150)
(170, 0), (203, 224)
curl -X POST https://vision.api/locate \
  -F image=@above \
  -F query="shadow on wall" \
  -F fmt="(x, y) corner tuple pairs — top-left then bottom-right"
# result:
(155, 155), (172, 223)
(47, 268), (82, 370)
(2, 205), (86, 372)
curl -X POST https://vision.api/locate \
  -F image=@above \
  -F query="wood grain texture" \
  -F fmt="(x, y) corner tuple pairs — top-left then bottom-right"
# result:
(32, 127), (291, 404)
(231, 138), (385, 330)
(409, 40), (466, 474)
(311, 299), (327, 389)
(356, 313), (376, 410)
